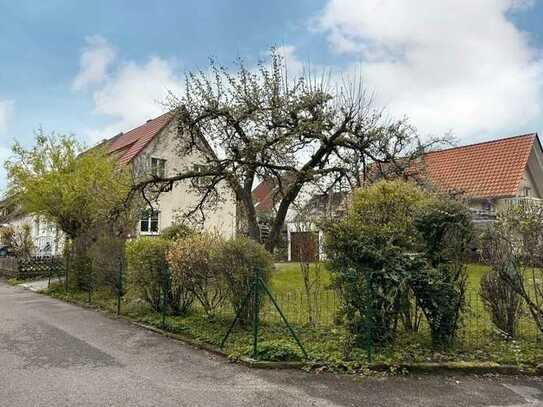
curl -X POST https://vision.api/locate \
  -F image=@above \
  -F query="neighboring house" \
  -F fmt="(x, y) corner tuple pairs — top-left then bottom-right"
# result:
(103, 112), (238, 238)
(0, 112), (238, 253)
(251, 176), (288, 243)
(0, 200), (62, 256)
(287, 191), (349, 262)
(421, 133), (543, 219)
(284, 133), (543, 261)
(252, 176), (350, 261)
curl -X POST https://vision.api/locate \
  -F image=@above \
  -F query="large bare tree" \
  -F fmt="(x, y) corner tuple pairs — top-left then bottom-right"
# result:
(131, 49), (442, 252)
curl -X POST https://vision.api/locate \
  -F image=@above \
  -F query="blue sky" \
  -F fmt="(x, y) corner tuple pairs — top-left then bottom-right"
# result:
(1, 0), (543, 191)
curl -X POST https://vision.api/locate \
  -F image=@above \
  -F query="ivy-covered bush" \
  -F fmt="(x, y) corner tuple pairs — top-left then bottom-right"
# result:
(167, 232), (226, 317)
(213, 237), (274, 326)
(325, 181), (430, 346)
(411, 199), (473, 346)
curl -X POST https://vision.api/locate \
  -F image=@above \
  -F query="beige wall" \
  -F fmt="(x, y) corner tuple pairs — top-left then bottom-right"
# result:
(135, 120), (237, 238)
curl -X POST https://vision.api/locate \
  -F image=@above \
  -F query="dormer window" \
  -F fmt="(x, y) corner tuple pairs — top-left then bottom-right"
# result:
(151, 158), (167, 178)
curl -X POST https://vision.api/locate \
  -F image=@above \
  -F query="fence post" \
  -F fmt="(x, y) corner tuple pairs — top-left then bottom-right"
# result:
(252, 272), (260, 358)
(47, 258), (52, 289)
(365, 280), (373, 364)
(160, 263), (169, 329)
(116, 257), (123, 316)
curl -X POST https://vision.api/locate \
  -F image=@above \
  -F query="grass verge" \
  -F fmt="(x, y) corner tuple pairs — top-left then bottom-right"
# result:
(43, 280), (543, 374)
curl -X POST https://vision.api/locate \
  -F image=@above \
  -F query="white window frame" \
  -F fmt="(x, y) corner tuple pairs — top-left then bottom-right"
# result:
(140, 210), (160, 236)
(151, 157), (167, 178)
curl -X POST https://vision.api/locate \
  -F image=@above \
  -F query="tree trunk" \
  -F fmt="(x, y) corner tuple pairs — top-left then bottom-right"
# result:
(239, 191), (261, 243)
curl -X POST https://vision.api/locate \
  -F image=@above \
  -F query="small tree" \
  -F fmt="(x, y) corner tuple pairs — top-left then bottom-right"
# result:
(0, 224), (34, 258)
(5, 131), (132, 290)
(291, 201), (325, 327)
(480, 270), (523, 339)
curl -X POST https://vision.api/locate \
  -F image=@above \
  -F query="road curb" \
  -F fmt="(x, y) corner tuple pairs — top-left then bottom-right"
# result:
(25, 285), (543, 376)
(126, 322), (543, 376)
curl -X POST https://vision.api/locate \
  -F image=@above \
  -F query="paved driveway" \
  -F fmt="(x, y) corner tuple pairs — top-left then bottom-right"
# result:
(0, 281), (542, 407)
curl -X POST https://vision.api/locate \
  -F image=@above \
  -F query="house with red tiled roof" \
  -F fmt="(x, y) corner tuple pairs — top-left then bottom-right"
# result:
(0, 113), (238, 252)
(282, 133), (543, 262)
(103, 112), (237, 237)
(421, 133), (543, 216)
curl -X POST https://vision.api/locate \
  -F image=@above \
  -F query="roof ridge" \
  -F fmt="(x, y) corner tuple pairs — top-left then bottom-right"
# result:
(427, 133), (537, 155)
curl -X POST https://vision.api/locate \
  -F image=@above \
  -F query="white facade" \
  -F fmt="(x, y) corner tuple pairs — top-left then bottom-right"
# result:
(132, 119), (237, 238)
(2, 213), (63, 256)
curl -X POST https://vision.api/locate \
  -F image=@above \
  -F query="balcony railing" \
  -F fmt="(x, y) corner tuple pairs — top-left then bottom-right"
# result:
(501, 197), (543, 208)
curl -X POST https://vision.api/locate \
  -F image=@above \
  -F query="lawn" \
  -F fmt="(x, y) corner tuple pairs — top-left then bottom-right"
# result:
(273, 262), (488, 293)
(44, 261), (543, 370)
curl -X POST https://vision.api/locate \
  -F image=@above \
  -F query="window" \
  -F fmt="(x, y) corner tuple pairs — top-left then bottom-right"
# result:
(151, 158), (167, 178)
(523, 187), (532, 197)
(193, 164), (208, 186)
(140, 210), (160, 235)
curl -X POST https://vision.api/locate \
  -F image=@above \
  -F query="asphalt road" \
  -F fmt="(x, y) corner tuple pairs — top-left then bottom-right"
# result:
(1, 281), (542, 407)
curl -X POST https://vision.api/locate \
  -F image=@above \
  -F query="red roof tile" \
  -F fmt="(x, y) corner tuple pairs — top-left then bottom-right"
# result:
(106, 112), (173, 164)
(422, 134), (537, 198)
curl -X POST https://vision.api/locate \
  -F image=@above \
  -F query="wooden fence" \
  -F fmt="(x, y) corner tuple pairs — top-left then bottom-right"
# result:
(0, 256), (64, 281)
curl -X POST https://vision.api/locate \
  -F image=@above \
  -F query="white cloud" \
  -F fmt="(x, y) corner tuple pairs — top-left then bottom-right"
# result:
(318, 0), (543, 140)
(72, 35), (116, 91)
(83, 56), (184, 143)
(0, 99), (14, 133)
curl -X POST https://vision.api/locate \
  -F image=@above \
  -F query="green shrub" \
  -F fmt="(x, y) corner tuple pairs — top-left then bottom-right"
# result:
(326, 182), (473, 348)
(325, 181), (430, 346)
(126, 237), (192, 314)
(167, 232), (226, 317)
(411, 198), (473, 346)
(213, 237), (274, 326)
(161, 223), (194, 241)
